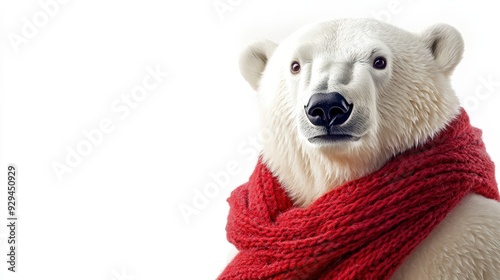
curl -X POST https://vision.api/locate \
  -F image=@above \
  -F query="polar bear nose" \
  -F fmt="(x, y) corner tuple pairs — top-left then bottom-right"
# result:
(304, 92), (353, 127)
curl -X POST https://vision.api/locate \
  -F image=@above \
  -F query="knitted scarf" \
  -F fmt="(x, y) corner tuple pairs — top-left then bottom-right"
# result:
(218, 109), (499, 280)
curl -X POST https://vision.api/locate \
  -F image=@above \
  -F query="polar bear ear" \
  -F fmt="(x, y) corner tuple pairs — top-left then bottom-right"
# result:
(421, 24), (464, 77)
(239, 39), (278, 91)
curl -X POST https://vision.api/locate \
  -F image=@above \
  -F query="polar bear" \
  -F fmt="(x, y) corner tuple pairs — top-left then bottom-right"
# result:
(222, 19), (500, 279)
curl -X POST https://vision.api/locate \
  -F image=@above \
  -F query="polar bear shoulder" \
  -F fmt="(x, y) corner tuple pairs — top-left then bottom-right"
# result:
(392, 194), (500, 279)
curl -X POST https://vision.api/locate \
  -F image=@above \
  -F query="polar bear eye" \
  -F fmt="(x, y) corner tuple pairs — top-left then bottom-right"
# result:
(373, 56), (387, 69)
(290, 61), (301, 74)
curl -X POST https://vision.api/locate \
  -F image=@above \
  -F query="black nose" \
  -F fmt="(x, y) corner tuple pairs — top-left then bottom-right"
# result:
(304, 92), (353, 127)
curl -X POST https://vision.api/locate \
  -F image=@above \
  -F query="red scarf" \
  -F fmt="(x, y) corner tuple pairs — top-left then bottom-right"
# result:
(219, 109), (499, 279)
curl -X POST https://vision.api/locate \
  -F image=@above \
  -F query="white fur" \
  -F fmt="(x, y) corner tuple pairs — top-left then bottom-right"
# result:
(237, 18), (500, 278)
(392, 194), (500, 279)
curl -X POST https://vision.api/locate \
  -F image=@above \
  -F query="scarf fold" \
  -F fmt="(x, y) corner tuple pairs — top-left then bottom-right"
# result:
(218, 109), (499, 280)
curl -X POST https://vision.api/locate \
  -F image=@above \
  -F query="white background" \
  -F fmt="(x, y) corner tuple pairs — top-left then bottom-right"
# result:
(1, 1), (499, 279)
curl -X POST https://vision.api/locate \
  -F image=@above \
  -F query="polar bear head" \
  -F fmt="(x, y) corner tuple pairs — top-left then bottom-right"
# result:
(239, 18), (464, 206)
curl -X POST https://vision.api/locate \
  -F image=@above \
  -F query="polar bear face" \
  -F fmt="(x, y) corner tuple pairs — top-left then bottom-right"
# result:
(240, 19), (464, 206)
